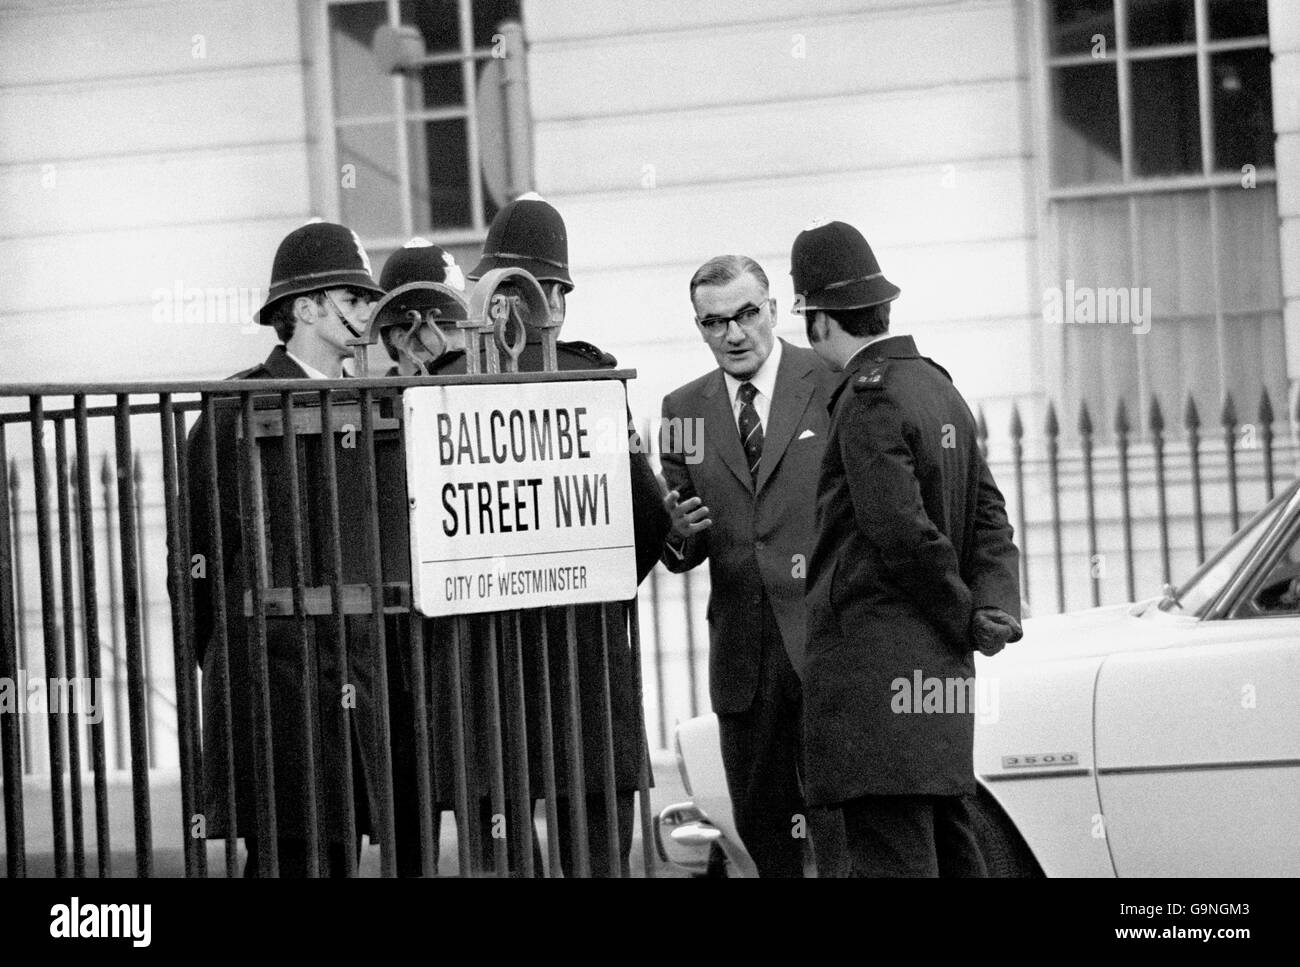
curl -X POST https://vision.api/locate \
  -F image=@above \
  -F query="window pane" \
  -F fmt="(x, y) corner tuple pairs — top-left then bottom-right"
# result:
(1052, 64), (1121, 186)
(1055, 188), (1288, 444)
(1214, 186), (1288, 441)
(1133, 191), (1218, 426)
(1135, 191), (1214, 316)
(331, 1), (392, 119)
(1216, 185), (1283, 315)
(1212, 49), (1275, 171)
(470, 0), (523, 48)
(1054, 198), (1142, 425)
(1131, 189), (1286, 430)
(403, 0), (461, 54)
(1131, 56), (1201, 176)
(409, 119), (471, 230)
(1049, 0), (1115, 57)
(1209, 0), (1269, 40)
(1223, 307), (1288, 425)
(338, 123), (403, 237)
(1128, 0), (1195, 47)
(405, 63), (465, 110)
(400, 0), (522, 53)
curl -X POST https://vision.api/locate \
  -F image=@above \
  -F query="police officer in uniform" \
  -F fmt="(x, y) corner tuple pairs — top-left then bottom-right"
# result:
(187, 220), (424, 876)
(792, 219), (1023, 877)
(427, 193), (669, 875)
(375, 237), (469, 375)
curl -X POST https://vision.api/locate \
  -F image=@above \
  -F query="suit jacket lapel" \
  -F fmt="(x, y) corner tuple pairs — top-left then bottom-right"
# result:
(756, 342), (814, 494)
(702, 369), (753, 493)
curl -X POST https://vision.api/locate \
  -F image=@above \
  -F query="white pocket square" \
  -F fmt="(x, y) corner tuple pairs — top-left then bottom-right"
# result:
(798, 429), (816, 439)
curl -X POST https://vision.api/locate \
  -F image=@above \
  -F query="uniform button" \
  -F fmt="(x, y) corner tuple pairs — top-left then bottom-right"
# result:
(752, 594), (762, 605)
(755, 540), (765, 550)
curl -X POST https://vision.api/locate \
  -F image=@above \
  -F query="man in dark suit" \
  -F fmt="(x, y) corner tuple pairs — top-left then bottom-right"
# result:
(659, 254), (842, 876)
(425, 194), (670, 876)
(793, 220), (1023, 877)
(186, 220), (425, 876)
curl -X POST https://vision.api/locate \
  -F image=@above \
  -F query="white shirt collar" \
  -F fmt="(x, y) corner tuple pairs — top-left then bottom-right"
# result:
(284, 350), (333, 380)
(724, 337), (783, 408)
(844, 332), (897, 371)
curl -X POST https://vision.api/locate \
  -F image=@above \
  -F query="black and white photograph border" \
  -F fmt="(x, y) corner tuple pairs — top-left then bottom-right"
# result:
(0, 0), (1292, 936)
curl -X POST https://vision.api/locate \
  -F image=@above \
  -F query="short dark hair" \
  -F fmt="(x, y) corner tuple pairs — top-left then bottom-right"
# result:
(824, 302), (891, 338)
(265, 297), (296, 343)
(689, 255), (769, 302)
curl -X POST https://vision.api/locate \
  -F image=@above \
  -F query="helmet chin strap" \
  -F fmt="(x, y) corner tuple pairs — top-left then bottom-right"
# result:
(324, 291), (364, 339)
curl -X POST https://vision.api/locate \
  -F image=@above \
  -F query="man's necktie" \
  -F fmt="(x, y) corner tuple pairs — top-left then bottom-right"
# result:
(737, 381), (763, 480)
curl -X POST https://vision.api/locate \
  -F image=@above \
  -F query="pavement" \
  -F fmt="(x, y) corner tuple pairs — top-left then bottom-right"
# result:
(2, 751), (692, 878)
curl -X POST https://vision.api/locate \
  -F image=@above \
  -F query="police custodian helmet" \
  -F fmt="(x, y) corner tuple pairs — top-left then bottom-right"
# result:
(790, 219), (900, 312)
(468, 191), (575, 291)
(376, 237), (468, 325)
(254, 220), (384, 324)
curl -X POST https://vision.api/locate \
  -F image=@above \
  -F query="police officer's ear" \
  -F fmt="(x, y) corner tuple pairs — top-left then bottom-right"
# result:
(292, 293), (322, 327)
(804, 308), (829, 345)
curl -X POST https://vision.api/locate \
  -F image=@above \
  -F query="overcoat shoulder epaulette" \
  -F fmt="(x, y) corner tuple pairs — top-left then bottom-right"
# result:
(558, 339), (617, 367)
(852, 360), (890, 393)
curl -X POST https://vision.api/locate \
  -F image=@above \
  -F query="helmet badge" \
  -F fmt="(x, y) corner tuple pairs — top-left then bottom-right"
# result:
(442, 251), (466, 292)
(350, 228), (373, 276)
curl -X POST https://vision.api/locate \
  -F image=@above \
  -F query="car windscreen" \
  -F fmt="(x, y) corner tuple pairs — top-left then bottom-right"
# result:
(1161, 483), (1296, 616)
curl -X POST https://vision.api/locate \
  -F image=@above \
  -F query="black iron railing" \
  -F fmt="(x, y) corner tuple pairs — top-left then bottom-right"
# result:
(0, 374), (655, 878)
(3, 378), (1296, 874)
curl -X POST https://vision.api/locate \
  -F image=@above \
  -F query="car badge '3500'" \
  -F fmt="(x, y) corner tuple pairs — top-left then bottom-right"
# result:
(1001, 753), (1079, 769)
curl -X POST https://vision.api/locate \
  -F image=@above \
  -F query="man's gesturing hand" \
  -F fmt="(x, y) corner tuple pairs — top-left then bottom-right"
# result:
(664, 489), (713, 542)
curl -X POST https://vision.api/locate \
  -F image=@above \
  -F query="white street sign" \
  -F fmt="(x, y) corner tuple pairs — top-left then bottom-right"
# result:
(403, 380), (637, 616)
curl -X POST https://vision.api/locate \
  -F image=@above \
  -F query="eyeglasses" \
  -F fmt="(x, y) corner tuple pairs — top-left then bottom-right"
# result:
(696, 301), (767, 337)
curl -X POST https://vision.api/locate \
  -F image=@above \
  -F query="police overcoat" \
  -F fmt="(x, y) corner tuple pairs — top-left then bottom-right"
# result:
(186, 346), (417, 845)
(802, 335), (1021, 806)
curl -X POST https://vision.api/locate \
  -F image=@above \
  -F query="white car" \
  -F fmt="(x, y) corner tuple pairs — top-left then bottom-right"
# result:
(657, 478), (1300, 876)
